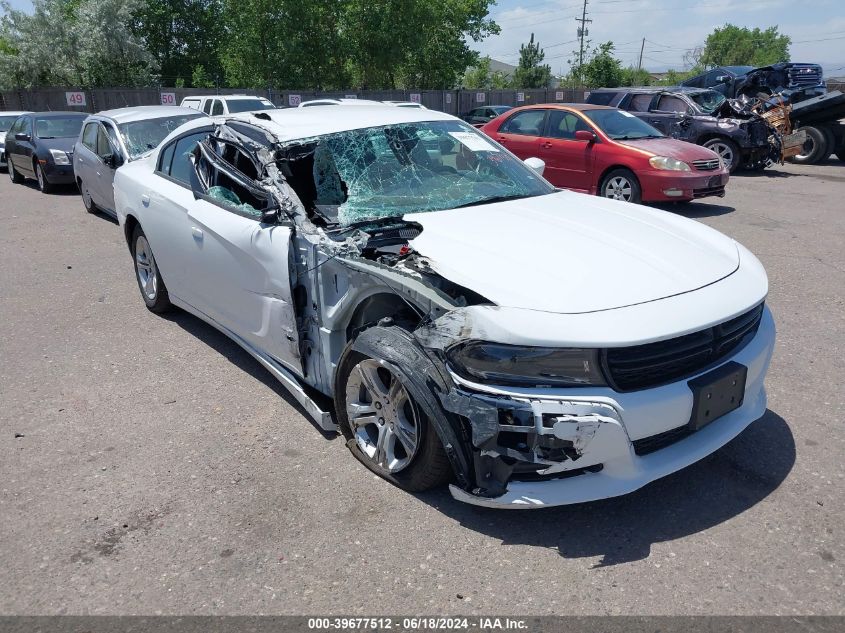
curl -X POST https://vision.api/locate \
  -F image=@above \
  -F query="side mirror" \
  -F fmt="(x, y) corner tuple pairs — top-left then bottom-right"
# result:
(101, 153), (121, 168)
(523, 157), (545, 176)
(14, 132), (30, 141)
(574, 130), (596, 143)
(716, 75), (730, 84)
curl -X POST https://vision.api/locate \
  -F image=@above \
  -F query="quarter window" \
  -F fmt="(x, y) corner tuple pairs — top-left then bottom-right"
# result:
(157, 132), (209, 185)
(500, 110), (546, 136)
(628, 94), (654, 112)
(211, 100), (224, 116)
(655, 95), (689, 113)
(96, 126), (112, 156)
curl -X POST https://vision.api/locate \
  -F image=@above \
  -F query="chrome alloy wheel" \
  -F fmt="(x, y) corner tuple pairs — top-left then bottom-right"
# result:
(707, 141), (734, 168)
(345, 359), (420, 473)
(604, 175), (633, 201)
(36, 164), (46, 190)
(135, 235), (158, 301)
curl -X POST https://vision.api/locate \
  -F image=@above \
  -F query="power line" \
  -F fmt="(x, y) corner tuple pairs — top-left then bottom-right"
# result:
(575, 0), (591, 71)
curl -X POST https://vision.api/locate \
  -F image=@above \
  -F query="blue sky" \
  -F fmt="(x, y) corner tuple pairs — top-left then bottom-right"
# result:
(5, 0), (845, 76)
(478, 0), (845, 76)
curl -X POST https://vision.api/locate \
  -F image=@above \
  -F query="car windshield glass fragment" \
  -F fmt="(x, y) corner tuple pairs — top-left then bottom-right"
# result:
(292, 120), (554, 226)
(0, 115), (19, 132)
(582, 109), (663, 140)
(118, 114), (204, 160)
(35, 116), (84, 138)
(225, 99), (275, 113)
(689, 91), (726, 113)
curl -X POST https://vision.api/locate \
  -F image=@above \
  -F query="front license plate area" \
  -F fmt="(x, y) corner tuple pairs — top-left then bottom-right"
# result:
(687, 362), (747, 431)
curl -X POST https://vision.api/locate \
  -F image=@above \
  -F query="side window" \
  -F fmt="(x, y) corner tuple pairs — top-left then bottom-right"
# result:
(21, 117), (32, 136)
(545, 110), (590, 139)
(95, 125), (112, 156)
(628, 94), (654, 112)
(202, 99), (213, 114)
(10, 117), (25, 135)
(82, 122), (98, 149)
(211, 100), (224, 116)
(499, 110), (546, 136)
(587, 92), (615, 106)
(655, 95), (688, 113)
(704, 69), (725, 87)
(157, 132), (208, 184)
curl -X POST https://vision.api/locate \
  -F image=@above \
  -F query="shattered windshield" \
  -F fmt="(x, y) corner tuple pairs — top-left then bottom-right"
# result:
(300, 120), (554, 226)
(689, 90), (726, 114)
(582, 109), (663, 140)
(118, 113), (203, 160)
(226, 99), (275, 113)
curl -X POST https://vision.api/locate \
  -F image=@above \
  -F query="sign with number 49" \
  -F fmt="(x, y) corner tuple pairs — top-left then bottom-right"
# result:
(65, 91), (86, 107)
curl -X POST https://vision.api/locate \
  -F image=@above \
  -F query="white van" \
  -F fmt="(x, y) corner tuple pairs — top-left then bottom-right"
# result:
(179, 95), (276, 116)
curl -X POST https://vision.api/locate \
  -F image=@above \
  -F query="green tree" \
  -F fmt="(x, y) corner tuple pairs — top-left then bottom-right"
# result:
(463, 55), (492, 89)
(511, 33), (551, 88)
(581, 41), (623, 88)
(621, 65), (651, 86)
(701, 24), (790, 68)
(191, 64), (215, 88)
(132, 0), (225, 87)
(0, 0), (155, 88)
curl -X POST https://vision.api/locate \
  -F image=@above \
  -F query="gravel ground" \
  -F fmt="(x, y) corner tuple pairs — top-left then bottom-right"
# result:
(0, 158), (843, 615)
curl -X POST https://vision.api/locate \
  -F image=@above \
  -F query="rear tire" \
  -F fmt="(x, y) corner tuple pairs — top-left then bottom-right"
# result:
(335, 347), (452, 492)
(702, 137), (740, 172)
(599, 168), (641, 204)
(791, 126), (828, 164)
(8, 160), (23, 183)
(79, 180), (98, 214)
(131, 225), (172, 313)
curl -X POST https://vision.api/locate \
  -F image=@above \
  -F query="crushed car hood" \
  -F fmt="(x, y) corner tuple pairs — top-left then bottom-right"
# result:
(405, 191), (739, 314)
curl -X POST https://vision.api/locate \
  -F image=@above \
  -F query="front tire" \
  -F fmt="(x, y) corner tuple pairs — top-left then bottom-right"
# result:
(599, 168), (642, 204)
(35, 162), (53, 193)
(131, 225), (172, 313)
(8, 160), (23, 183)
(335, 349), (452, 492)
(702, 137), (740, 172)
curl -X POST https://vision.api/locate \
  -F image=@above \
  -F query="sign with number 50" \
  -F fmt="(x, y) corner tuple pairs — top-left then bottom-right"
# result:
(65, 91), (86, 107)
(160, 92), (176, 105)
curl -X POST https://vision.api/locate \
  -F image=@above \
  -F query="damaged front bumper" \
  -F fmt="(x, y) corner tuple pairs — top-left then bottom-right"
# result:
(443, 307), (775, 509)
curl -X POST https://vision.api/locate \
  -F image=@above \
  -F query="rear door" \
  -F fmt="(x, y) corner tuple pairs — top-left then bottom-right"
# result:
(492, 109), (547, 159)
(536, 109), (595, 191)
(75, 121), (104, 205)
(646, 94), (689, 137)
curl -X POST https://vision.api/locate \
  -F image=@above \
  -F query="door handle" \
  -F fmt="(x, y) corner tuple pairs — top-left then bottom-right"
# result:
(497, 136), (507, 143)
(141, 194), (150, 206)
(191, 226), (204, 240)
(541, 142), (553, 148)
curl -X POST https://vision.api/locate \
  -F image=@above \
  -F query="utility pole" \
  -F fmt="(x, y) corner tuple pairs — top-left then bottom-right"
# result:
(575, 0), (592, 83)
(637, 37), (645, 72)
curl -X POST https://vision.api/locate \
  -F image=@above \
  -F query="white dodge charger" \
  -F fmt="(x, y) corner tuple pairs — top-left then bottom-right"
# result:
(113, 106), (775, 508)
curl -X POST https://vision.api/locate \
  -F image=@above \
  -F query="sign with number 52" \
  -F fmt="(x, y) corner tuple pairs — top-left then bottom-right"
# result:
(160, 92), (176, 105)
(65, 91), (86, 107)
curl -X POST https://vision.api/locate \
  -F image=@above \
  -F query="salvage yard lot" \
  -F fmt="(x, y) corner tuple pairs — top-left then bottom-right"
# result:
(1, 161), (843, 615)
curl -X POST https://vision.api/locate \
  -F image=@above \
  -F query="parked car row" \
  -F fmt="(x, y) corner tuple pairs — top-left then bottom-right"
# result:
(1, 101), (774, 509)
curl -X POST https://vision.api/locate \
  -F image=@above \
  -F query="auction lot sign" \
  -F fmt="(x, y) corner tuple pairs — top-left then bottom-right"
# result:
(65, 91), (86, 107)
(160, 92), (177, 105)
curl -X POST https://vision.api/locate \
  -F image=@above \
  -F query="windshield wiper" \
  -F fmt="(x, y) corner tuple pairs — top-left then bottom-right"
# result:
(455, 193), (536, 209)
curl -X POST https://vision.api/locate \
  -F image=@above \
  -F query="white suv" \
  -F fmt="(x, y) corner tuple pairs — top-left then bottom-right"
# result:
(180, 95), (275, 116)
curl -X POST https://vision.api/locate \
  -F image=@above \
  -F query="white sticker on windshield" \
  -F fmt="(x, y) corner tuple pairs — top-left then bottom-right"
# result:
(619, 110), (636, 117)
(449, 131), (500, 152)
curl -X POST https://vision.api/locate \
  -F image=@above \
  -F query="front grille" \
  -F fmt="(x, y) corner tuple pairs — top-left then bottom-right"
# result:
(692, 185), (726, 198)
(788, 65), (822, 87)
(603, 303), (764, 392)
(692, 158), (720, 171)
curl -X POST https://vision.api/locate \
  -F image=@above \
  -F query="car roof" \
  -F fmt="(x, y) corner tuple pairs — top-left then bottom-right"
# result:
(183, 95), (271, 101)
(228, 106), (457, 142)
(299, 98), (384, 107)
(591, 86), (710, 95)
(508, 103), (617, 111)
(92, 106), (203, 124)
(28, 111), (88, 118)
(0, 111), (30, 116)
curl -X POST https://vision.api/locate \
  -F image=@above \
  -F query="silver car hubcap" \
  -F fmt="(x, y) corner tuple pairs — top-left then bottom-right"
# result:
(135, 235), (158, 301)
(708, 142), (733, 167)
(8, 162), (14, 179)
(82, 186), (93, 210)
(604, 176), (632, 201)
(345, 359), (419, 473)
(37, 165), (44, 189)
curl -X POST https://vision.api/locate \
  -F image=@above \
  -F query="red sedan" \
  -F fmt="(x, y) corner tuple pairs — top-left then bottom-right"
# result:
(480, 104), (729, 203)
